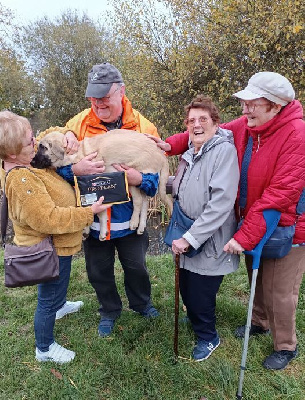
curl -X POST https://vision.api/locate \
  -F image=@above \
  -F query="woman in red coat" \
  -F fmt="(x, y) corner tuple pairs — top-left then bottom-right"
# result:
(157, 72), (305, 370)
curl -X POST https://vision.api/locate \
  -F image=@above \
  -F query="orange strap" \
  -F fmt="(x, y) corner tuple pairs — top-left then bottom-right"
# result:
(106, 208), (111, 240)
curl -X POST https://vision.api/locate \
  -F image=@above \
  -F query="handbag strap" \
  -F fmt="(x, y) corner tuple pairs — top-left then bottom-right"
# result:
(239, 135), (253, 211)
(1, 189), (8, 245)
(296, 189), (305, 215)
(175, 166), (188, 201)
(1, 166), (34, 245)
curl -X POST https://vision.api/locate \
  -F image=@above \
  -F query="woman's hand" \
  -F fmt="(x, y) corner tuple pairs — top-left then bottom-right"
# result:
(91, 196), (111, 214)
(223, 238), (245, 255)
(63, 130), (79, 154)
(172, 238), (190, 255)
(144, 134), (172, 152)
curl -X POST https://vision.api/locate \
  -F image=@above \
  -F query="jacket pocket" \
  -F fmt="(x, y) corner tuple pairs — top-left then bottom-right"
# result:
(204, 235), (222, 258)
(204, 216), (235, 259)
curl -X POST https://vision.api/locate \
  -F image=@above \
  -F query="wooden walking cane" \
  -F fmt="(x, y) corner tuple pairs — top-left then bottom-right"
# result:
(174, 253), (180, 361)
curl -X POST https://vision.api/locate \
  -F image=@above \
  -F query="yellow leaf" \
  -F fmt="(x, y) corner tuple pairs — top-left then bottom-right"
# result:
(292, 25), (303, 34)
(68, 377), (78, 389)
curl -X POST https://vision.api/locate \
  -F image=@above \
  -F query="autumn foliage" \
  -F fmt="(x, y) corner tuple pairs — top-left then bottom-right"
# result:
(0, 0), (304, 135)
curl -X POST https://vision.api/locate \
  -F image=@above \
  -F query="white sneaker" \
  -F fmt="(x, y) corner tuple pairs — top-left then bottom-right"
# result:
(36, 342), (75, 363)
(55, 300), (84, 320)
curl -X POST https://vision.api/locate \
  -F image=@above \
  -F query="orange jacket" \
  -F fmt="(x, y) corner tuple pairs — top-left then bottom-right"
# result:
(37, 95), (159, 141)
(65, 95), (159, 140)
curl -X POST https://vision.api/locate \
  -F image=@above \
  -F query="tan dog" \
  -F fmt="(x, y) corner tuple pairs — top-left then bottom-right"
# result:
(32, 129), (173, 240)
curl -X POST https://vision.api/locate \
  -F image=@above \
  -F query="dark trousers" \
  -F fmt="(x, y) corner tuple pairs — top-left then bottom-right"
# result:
(84, 231), (151, 319)
(179, 268), (224, 341)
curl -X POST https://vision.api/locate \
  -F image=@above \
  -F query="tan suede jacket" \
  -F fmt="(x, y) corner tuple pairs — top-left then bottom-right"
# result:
(5, 167), (94, 256)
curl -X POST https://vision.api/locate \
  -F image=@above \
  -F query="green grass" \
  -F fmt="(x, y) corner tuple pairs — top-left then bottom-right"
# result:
(0, 252), (304, 400)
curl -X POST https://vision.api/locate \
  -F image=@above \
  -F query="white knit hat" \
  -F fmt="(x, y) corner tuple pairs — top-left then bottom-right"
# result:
(233, 72), (295, 106)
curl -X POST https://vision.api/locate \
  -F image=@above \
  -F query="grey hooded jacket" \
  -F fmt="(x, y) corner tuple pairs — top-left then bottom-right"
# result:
(172, 127), (240, 275)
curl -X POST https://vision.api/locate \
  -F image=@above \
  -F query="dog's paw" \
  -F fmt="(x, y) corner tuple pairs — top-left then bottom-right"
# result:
(129, 218), (139, 231)
(137, 222), (146, 235)
(99, 231), (108, 241)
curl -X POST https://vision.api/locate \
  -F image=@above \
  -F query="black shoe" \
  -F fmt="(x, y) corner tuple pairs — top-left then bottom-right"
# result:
(235, 324), (270, 339)
(263, 347), (298, 370)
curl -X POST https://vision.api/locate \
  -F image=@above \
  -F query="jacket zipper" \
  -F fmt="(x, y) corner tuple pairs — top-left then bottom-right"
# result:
(256, 134), (261, 152)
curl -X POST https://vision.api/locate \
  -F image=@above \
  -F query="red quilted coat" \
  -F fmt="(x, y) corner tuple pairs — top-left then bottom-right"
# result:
(166, 100), (305, 250)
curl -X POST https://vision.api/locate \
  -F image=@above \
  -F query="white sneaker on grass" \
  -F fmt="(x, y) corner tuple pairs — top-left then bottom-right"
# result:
(36, 342), (75, 363)
(55, 300), (84, 320)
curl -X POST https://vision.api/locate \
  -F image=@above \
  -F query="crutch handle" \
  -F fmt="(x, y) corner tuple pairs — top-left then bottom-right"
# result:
(243, 209), (281, 269)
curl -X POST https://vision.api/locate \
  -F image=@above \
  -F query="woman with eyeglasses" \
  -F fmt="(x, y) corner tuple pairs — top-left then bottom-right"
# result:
(168, 95), (239, 361)
(156, 72), (305, 370)
(0, 111), (110, 364)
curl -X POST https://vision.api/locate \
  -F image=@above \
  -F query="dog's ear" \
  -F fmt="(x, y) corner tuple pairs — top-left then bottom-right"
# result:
(50, 141), (65, 161)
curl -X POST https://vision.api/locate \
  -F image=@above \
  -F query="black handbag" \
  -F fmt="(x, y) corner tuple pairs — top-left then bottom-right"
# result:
(261, 225), (295, 259)
(237, 219), (295, 259)
(1, 167), (59, 288)
(164, 199), (203, 258)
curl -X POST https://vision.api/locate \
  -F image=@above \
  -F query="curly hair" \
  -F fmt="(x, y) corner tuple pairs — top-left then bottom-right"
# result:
(184, 95), (221, 125)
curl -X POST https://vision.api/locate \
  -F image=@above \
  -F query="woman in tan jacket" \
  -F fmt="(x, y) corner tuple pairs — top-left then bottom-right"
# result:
(0, 111), (109, 363)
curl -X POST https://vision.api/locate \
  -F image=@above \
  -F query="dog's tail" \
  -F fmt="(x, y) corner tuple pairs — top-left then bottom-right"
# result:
(158, 158), (173, 216)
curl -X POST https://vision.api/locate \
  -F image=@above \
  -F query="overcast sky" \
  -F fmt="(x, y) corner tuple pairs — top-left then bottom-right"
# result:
(1, 0), (113, 23)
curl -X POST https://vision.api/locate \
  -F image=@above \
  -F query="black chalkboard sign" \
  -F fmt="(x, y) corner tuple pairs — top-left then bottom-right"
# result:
(76, 172), (130, 206)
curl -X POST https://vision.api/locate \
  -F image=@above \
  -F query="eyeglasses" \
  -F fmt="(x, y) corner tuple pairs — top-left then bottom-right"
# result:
(90, 86), (121, 105)
(25, 132), (35, 147)
(240, 100), (270, 112)
(187, 116), (210, 126)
